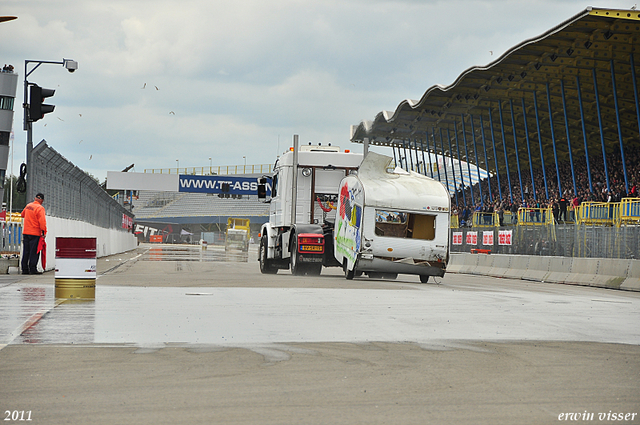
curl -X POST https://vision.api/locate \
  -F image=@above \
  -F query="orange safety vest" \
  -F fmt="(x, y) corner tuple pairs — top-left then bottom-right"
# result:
(21, 200), (47, 236)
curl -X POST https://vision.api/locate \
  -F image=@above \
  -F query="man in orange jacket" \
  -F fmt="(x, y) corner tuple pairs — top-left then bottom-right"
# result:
(21, 193), (47, 275)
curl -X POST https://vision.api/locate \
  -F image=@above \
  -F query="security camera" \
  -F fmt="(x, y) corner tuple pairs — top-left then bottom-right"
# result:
(63, 59), (78, 73)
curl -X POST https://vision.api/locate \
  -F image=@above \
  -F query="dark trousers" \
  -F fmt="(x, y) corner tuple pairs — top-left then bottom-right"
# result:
(21, 234), (41, 273)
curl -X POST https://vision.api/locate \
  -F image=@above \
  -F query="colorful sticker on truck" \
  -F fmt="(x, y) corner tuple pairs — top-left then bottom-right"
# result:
(335, 181), (362, 265)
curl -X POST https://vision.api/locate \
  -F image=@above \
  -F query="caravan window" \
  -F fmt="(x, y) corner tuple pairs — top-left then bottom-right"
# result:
(375, 209), (436, 240)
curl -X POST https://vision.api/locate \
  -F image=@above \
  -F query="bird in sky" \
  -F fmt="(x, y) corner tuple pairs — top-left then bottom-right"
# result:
(169, 111), (175, 115)
(141, 83), (146, 89)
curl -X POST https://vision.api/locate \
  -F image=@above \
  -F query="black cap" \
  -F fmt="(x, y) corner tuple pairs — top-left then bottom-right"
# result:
(36, 193), (44, 200)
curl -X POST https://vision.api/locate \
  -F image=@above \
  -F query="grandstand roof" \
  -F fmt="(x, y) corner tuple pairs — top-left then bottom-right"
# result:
(351, 7), (640, 180)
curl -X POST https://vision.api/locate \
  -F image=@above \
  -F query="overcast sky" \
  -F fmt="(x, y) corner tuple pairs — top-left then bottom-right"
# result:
(1, 0), (634, 181)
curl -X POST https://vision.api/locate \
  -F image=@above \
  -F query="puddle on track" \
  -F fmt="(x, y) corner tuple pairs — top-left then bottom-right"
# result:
(142, 245), (249, 263)
(2, 282), (639, 348)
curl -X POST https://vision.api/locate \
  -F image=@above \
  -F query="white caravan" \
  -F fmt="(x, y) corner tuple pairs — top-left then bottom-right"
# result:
(334, 152), (450, 283)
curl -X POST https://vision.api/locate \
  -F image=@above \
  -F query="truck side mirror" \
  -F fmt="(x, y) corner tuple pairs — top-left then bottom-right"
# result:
(257, 177), (270, 202)
(257, 184), (267, 199)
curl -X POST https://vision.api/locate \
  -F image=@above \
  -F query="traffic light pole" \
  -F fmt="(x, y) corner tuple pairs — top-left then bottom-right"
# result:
(22, 59), (76, 201)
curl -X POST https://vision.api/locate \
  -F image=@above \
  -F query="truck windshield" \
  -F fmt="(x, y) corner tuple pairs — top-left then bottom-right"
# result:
(375, 209), (436, 240)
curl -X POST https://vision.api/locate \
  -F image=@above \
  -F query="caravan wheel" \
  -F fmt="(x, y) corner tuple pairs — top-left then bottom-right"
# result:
(343, 259), (355, 280)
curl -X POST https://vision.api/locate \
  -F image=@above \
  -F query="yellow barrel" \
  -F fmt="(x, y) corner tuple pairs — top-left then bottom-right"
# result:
(55, 237), (97, 299)
(54, 278), (96, 299)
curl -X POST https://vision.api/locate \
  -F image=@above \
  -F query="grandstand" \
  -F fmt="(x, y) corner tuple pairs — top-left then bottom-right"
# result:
(351, 7), (640, 213)
(131, 176), (269, 243)
(349, 7), (640, 259)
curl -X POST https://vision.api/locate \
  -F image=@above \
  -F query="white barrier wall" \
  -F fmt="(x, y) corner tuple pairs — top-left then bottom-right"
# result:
(448, 253), (640, 292)
(38, 216), (137, 271)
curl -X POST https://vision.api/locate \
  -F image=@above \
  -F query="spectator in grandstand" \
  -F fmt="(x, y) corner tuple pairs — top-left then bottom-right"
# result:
(510, 201), (519, 224)
(558, 196), (568, 222)
(552, 199), (559, 223)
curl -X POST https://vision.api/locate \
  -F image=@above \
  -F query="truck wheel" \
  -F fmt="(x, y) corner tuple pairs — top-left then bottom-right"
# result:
(419, 275), (429, 283)
(259, 236), (278, 274)
(343, 259), (355, 280)
(290, 236), (304, 276)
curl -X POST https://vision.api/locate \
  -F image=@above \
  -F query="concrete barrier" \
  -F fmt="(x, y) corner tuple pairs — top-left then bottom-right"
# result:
(542, 256), (573, 284)
(504, 255), (529, 280)
(0, 258), (19, 273)
(591, 259), (630, 289)
(567, 257), (599, 286)
(449, 253), (640, 292)
(446, 255), (463, 273)
(488, 255), (512, 278)
(473, 253), (494, 276)
(523, 256), (549, 282)
(622, 261), (640, 291)
(457, 252), (479, 275)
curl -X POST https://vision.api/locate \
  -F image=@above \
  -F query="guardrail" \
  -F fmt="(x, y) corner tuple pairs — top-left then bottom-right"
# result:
(619, 198), (640, 226)
(517, 207), (554, 225)
(451, 200), (640, 229)
(451, 214), (459, 228)
(472, 212), (498, 228)
(576, 202), (619, 226)
(1, 221), (22, 253)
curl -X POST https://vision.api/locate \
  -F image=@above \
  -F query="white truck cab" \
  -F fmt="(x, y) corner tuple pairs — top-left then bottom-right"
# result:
(259, 140), (362, 275)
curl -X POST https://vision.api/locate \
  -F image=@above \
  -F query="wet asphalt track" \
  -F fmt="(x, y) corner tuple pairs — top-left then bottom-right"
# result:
(1, 243), (639, 424)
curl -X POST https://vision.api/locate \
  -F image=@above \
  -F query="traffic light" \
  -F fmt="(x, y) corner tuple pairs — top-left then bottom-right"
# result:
(28, 84), (55, 122)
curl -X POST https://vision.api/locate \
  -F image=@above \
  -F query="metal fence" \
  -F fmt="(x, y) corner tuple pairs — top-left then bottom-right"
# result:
(31, 141), (134, 230)
(1, 221), (22, 253)
(144, 164), (274, 176)
(450, 224), (640, 259)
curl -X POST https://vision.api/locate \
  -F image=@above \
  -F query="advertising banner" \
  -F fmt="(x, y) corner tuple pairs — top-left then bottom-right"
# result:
(498, 230), (513, 245)
(178, 175), (270, 195)
(466, 231), (477, 245)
